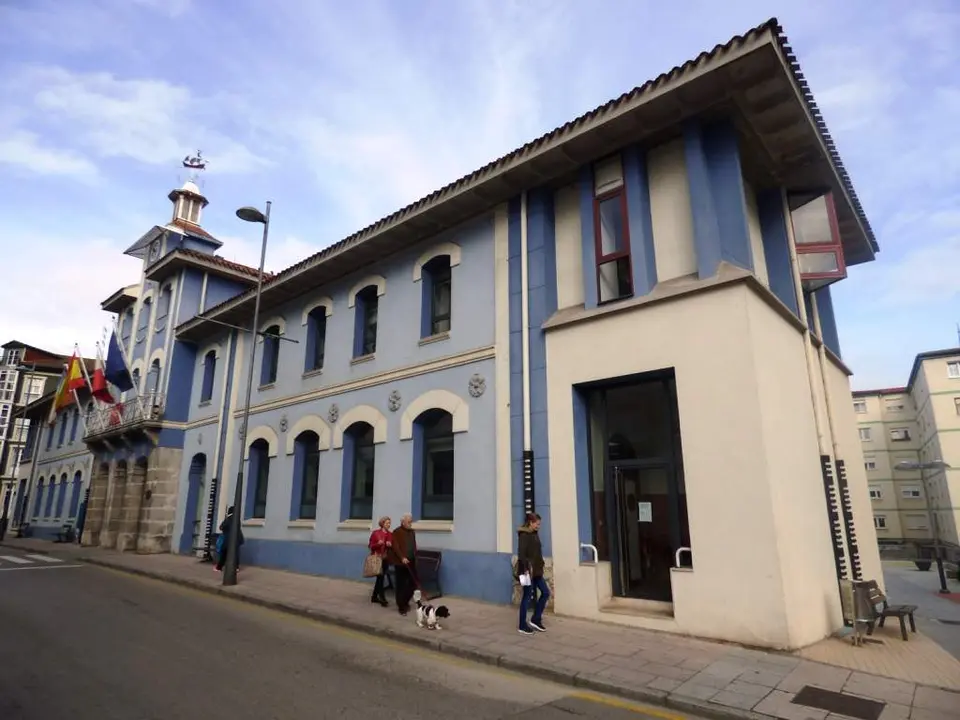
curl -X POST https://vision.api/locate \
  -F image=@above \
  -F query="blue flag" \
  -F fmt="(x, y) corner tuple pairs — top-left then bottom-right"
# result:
(104, 331), (134, 392)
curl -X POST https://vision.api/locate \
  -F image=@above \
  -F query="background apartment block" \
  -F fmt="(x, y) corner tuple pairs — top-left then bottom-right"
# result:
(854, 348), (960, 561)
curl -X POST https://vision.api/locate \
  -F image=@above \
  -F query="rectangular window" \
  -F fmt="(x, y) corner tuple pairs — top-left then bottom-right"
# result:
(858, 427), (872, 441)
(883, 397), (905, 413)
(889, 428), (911, 442)
(350, 440), (375, 520)
(253, 455), (270, 519)
(905, 515), (928, 531)
(948, 361), (960, 379)
(901, 487), (921, 499)
(955, 397), (960, 416)
(873, 515), (887, 530)
(136, 299), (152, 343)
(853, 400), (866, 413)
(864, 458), (877, 471)
(300, 446), (319, 520)
(594, 190), (633, 303)
(788, 191), (847, 290)
(868, 486), (881, 500)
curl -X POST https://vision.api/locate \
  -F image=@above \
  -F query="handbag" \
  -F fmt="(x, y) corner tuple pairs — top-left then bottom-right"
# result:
(215, 534), (225, 557)
(362, 553), (383, 578)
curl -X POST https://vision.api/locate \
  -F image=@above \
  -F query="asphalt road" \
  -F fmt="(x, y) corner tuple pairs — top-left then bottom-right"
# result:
(0, 547), (703, 720)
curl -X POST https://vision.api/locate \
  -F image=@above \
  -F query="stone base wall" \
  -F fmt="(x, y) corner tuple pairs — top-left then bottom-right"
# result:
(81, 464), (109, 547)
(135, 447), (182, 554)
(510, 555), (555, 612)
(116, 459), (147, 552)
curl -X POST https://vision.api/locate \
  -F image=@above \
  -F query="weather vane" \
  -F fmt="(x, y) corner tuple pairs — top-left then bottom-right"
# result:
(182, 150), (208, 183)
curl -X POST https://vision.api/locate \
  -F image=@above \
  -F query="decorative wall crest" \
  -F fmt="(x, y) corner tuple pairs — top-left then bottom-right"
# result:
(197, 432), (203, 446)
(237, 420), (246, 438)
(279, 414), (289, 433)
(387, 389), (402, 412)
(468, 373), (486, 398)
(328, 404), (340, 424)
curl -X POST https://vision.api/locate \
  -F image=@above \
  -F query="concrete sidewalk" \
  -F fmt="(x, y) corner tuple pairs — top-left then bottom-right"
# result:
(5, 538), (959, 720)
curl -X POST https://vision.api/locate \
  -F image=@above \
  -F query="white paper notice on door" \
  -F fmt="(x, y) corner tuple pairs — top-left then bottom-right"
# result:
(637, 502), (652, 523)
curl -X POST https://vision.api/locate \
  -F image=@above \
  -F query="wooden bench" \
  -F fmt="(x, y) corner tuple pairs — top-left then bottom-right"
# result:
(862, 580), (918, 641)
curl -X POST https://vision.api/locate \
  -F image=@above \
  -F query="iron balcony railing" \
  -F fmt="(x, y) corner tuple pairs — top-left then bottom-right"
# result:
(84, 392), (166, 437)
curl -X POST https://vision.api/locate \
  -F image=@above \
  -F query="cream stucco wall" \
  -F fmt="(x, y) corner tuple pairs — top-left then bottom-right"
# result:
(545, 281), (847, 648)
(648, 139), (696, 282)
(554, 183), (584, 310)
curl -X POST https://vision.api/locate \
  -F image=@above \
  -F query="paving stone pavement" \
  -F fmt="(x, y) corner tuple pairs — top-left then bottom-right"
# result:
(6, 538), (960, 720)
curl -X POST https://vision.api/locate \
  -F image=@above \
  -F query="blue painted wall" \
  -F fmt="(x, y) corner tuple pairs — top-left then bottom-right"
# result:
(622, 146), (658, 297)
(176, 269), (204, 324)
(163, 341), (197, 425)
(815, 285), (841, 358)
(757, 189), (799, 315)
(204, 275), (249, 314)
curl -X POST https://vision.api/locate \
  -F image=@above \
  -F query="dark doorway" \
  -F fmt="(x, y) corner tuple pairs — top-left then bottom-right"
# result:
(584, 371), (690, 602)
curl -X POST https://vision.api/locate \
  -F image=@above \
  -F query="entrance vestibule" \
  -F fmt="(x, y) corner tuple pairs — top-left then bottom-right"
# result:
(582, 370), (690, 604)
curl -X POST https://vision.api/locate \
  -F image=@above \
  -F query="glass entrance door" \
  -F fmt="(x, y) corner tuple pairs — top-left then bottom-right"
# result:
(610, 463), (675, 601)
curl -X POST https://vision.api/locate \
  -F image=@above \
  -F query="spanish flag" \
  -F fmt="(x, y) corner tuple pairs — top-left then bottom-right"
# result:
(53, 353), (85, 412)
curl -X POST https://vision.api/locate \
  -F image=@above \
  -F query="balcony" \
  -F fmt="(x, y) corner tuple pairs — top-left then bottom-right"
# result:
(84, 392), (166, 443)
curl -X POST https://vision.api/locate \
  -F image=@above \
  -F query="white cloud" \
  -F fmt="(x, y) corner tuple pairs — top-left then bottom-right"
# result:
(3, 65), (270, 177)
(0, 130), (98, 180)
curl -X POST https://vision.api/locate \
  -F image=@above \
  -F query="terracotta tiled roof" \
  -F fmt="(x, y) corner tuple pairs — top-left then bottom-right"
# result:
(191, 17), (876, 325)
(175, 247), (273, 280)
(170, 218), (216, 241)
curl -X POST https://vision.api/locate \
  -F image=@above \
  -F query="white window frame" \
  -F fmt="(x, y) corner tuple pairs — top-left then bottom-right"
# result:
(889, 428), (911, 442)
(868, 486), (882, 500)
(859, 427), (872, 441)
(864, 458), (877, 471)
(900, 486), (922, 499)
(883, 397), (905, 412)
(853, 400), (867, 414)
(873, 515), (887, 530)
(905, 515), (928, 531)
(948, 361), (960, 379)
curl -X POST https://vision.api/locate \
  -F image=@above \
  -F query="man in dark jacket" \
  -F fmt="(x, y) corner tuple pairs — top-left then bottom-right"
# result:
(215, 506), (244, 572)
(388, 513), (417, 615)
(517, 512), (549, 634)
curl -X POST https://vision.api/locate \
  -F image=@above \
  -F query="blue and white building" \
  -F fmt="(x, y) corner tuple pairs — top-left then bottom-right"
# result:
(86, 19), (887, 649)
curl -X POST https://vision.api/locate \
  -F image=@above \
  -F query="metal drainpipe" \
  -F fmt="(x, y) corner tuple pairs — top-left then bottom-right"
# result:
(519, 191), (534, 513)
(809, 293), (842, 462)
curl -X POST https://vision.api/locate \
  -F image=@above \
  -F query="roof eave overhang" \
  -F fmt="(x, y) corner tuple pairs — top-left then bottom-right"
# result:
(124, 226), (164, 259)
(145, 250), (260, 286)
(177, 20), (875, 343)
(101, 285), (139, 313)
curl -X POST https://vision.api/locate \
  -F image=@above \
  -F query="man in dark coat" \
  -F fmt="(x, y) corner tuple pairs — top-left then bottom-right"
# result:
(388, 513), (417, 615)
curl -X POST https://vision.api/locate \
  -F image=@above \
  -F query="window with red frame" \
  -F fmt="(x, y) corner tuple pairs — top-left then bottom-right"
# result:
(594, 188), (633, 303)
(788, 191), (847, 291)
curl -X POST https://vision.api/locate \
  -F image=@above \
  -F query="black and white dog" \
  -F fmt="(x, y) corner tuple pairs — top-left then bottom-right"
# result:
(413, 589), (450, 630)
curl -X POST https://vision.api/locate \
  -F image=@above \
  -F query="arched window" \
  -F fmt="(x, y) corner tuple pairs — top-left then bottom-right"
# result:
(200, 350), (217, 403)
(421, 255), (452, 337)
(131, 368), (141, 395)
(413, 409), (455, 520)
(55, 472), (68, 518)
(155, 284), (172, 331)
(146, 359), (161, 395)
(304, 308), (327, 373)
(247, 438), (270, 519)
(57, 411), (68, 446)
(292, 431), (320, 520)
(260, 325), (280, 386)
(121, 308), (134, 348)
(353, 286), (379, 358)
(33, 478), (44, 517)
(137, 298), (152, 343)
(44, 477), (56, 517)
(343, 422), (375, 520)
(69, 407), (80, 443)
(68, 470), (83, 518)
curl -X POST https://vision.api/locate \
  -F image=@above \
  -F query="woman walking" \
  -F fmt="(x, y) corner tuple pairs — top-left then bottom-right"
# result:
(517, 512), (549, 635)
(367, 516), (392, 606)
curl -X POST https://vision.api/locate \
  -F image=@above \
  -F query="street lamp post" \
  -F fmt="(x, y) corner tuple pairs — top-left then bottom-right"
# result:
(222, 201), (272, 588)
(894, 459), (953, 594)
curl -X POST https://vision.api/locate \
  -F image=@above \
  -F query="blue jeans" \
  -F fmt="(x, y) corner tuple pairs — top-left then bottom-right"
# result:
(519, 576), (550, 628)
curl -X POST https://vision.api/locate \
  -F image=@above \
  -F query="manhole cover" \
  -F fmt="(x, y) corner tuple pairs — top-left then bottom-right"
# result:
(792, 686), (885, 720)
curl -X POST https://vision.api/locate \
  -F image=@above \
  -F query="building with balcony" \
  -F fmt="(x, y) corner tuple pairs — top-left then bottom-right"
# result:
(13, 375), (96, 540)
(106, 18), (878, 651)
(80, 177), (268, 553)
(855, 348), (960, 562)
(0, 341), (75, 528)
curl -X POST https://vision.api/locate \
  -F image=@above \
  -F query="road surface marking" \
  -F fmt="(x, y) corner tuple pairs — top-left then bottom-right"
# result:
(568, 692), (690, 719)
(24, 554), (64, 563)
(0, 555), (32, 564)
(0, 564), (84, 572)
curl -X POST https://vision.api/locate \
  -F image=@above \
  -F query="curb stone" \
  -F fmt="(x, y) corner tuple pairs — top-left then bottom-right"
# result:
(80, 555), (763, 720)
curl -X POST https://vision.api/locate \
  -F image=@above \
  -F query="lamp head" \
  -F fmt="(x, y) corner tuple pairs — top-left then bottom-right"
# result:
(236, 206), (266, 224)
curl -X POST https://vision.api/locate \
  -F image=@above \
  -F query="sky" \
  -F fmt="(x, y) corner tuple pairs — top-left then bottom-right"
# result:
(0, 0), (957, 390)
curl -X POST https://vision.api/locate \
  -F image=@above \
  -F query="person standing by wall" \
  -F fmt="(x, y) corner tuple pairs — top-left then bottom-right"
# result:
(389, 513), (417, 615)
(367, 516), (392, 606)
(517, 512), (549, 635)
